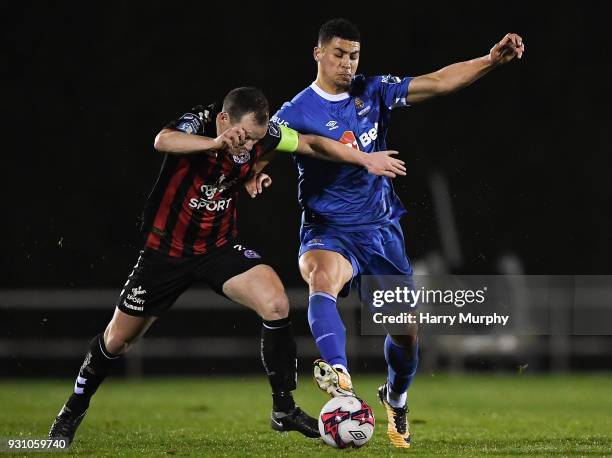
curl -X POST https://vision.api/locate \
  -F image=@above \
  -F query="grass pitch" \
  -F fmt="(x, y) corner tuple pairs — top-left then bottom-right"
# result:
(1, 374), (611, 457)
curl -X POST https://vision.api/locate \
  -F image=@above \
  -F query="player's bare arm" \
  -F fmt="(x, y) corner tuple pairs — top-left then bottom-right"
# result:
(251, 131), (406, 177)
(154, 126), (247, 155)
(296, 134), (406, 178)
(406, 33), (525, 104)
(244, 133), (407, 197)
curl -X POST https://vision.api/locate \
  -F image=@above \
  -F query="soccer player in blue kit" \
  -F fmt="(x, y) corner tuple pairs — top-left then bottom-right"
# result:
(263, 19), (525, 448)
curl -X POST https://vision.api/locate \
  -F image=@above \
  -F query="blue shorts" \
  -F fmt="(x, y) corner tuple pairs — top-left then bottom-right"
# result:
(299, 219), (413, 297)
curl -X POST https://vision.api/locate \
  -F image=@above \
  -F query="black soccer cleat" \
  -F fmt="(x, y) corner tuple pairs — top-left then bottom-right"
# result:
(270, 406), (320, 438)
(49, 405), (87, 445)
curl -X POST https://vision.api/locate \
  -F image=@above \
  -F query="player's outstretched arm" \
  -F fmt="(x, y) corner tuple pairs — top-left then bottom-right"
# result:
(406, 33), (525, 104)
(153, 126), (246, 155)
(245, 132), (408, 198)
(296, 134), (407, 178)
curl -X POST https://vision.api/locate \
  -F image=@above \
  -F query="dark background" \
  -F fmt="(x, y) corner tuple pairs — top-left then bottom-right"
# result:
(4, 2), (610, 288)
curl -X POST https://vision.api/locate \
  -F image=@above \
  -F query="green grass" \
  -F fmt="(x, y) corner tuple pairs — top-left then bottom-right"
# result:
(1, 374), (611, 457)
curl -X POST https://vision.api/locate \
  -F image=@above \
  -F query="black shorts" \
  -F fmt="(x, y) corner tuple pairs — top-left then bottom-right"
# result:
(116, 242), (265, 317)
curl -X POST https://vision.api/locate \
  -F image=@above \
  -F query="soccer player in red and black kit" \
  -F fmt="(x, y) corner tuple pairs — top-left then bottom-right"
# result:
(48, 87), (406, 444)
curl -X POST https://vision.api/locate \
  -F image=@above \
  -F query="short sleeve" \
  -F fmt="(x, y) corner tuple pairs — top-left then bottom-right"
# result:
(255, 122), (282, 154)
(373, 75), (413, 110)
(272, 102), (307, 132)
(164, 105), (211, 135)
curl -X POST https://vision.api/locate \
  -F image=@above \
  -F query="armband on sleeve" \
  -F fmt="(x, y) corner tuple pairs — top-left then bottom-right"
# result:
(257, 123), (300, 154)
(275, 125), (299, 153)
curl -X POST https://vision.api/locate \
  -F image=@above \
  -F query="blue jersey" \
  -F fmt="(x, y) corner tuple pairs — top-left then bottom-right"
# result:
(273, 74), (412, 231)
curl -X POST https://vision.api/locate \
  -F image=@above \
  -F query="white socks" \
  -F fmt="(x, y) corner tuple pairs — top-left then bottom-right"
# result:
(387, 382), (407, 408)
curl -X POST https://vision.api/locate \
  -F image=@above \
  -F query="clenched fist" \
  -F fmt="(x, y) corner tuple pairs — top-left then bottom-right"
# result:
(489, 33), (525, 66)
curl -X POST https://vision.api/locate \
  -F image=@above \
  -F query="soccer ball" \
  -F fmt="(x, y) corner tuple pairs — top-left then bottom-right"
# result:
(318, 396), (375, 448)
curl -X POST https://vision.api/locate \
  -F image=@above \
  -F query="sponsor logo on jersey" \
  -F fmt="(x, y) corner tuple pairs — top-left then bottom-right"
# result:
(326, 120), (339, 131)
(198, 175), (234, 199)
(339, 131), (360, 150)
(307, 238), (324, 247)
(189, 197), (233, 211)
(358, 122), (379, 148)
(189, 175), (235, 211)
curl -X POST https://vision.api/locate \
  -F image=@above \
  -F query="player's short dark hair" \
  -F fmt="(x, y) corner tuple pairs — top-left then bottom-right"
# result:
(222, 87), (269, 125)
(318, 18), (360, 45)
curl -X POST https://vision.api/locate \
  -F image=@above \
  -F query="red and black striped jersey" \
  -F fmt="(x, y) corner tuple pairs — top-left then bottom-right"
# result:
(141, 103), (285, 257)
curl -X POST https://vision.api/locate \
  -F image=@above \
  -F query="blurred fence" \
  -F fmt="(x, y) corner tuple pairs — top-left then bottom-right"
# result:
(1, 287), (611, 377)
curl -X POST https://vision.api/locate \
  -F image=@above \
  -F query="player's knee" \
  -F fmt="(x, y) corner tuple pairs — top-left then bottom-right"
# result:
(308, 267), (342, 295)
(258, 293), (289, 321)
(104, 331), (140, 355)
(390, 333), (418, 349)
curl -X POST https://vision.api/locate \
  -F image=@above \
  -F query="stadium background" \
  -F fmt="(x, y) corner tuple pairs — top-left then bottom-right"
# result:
(1, 3), (611, 454)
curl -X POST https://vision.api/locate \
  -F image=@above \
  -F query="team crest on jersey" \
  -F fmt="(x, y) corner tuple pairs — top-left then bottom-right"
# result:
(244, 249), (261, 259)
(354, 98), (365, 110)
(234, 244), (261, 259)
(339, 131), (360, 150)
(232, 151), (251, 164)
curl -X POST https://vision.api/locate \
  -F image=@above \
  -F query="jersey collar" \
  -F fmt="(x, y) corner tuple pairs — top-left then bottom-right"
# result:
(310, 82), (350, 101)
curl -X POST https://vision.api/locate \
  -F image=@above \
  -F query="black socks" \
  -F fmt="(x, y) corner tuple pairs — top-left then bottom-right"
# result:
(65, 333), (120, 414)
(260, 317), (297, 413)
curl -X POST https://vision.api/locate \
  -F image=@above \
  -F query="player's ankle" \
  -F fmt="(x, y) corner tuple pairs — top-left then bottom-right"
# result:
(272, 391), (295, 413)
(386, 382), (407, 408)
(65, 394), (90, 416)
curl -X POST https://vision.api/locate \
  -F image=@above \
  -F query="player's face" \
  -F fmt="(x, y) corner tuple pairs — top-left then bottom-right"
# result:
(315, 37), (360, 91)
(228, 112), (268, 154)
